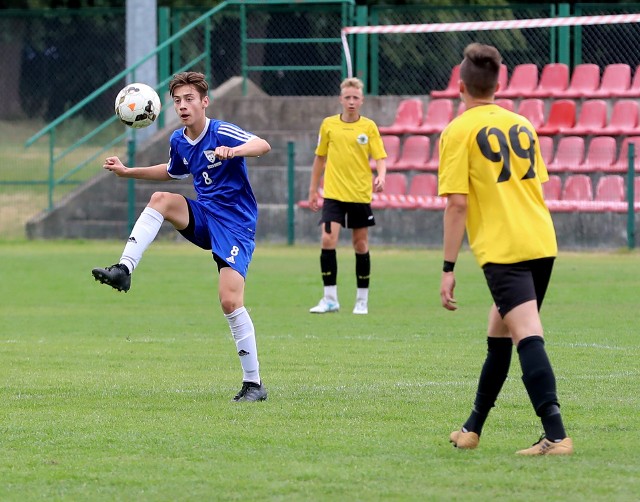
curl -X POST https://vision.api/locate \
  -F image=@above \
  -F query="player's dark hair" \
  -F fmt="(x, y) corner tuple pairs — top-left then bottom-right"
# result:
(169, 71), (209, 98)
(459, 43), (502, 98)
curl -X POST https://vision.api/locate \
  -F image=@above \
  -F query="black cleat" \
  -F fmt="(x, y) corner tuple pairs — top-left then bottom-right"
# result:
(92, 263), (131, 292)
(232, 381), (268, 402)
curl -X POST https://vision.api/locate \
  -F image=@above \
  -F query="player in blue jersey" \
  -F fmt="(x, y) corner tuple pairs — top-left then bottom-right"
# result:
(92, 71), (271, 402)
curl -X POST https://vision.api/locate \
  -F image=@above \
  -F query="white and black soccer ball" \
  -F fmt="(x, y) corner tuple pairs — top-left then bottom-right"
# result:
(114, 83), (161, 129)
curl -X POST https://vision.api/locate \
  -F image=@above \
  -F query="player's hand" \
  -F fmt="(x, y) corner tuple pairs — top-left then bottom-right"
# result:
(103, 156), (127, 177)
(440, 272), (458, 311)
(374, 176), (385, 192)
(214, 146), (236, 160)
(308, 193), (320, 212)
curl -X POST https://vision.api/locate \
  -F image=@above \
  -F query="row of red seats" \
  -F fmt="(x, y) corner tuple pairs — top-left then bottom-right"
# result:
(544, 174), (640, 212)
(379, 134), (640, 174)
(543, 136), (640, 174)
(431, 63), (640, 99)
(379, 97), (640, 137)
(299, 173), (639, 213)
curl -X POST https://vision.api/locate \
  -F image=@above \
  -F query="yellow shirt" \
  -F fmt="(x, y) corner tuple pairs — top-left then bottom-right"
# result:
(438, 104), (557, 266)
(315, 114), (386, 203)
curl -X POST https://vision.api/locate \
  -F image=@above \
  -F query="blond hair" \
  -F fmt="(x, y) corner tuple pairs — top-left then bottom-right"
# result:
(340, 77), (364, 91)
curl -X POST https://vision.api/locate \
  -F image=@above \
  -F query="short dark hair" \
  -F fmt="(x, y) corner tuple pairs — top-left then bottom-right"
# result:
(169, 71), (209, 98)
(459, 43), (502, 98)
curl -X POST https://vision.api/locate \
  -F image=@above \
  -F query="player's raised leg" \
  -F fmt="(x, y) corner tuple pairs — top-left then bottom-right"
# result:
(92, 192), (188, 292)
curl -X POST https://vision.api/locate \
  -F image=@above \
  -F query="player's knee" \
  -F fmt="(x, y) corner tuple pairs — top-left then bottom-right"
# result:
(219, 295), (242, 315)
(148, 191), (184, 218)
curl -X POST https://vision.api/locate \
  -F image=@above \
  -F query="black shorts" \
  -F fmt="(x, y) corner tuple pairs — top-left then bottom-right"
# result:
(482, 257), (555, 318)
(319, 198), (376, 230)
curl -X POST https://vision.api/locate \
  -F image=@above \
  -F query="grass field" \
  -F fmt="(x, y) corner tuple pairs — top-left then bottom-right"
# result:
(1, 241), (639, 501)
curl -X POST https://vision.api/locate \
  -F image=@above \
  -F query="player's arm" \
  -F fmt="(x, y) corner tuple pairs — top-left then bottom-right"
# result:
(214, 136), (271, 160)
(373, 158), (387, 192)
(441, 193), (467, 311)
(308, 155), (327, 212)
(103, 156), (171, 181)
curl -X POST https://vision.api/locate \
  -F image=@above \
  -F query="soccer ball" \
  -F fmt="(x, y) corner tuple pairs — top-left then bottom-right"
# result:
(114, 83), (161, 129)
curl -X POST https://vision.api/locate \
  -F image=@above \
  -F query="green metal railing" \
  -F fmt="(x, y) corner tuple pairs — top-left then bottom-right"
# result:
(23, 3), (230, 218)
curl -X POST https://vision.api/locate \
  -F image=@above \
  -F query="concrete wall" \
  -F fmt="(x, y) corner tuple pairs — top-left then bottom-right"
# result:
(25, 78), (639, 250)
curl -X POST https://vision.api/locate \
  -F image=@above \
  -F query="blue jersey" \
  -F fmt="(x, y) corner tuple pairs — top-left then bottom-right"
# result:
(167, 118), (258, 234)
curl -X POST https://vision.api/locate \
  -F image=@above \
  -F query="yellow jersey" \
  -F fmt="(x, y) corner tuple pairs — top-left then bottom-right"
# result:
(438, 104), (557, 266)
(315, 114), (386, 203)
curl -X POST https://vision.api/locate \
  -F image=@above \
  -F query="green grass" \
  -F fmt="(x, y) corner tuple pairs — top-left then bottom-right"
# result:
(1, 241), (639, 501)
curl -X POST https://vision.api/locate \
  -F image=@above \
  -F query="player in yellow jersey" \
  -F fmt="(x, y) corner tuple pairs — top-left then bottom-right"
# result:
(307, 77), (387, 315)
(438, 43), (573, 455)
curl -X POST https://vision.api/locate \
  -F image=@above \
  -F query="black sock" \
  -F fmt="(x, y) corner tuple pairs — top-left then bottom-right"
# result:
(540, 404), (567, 441)
(463, 337), (513, 436)
(518, 336), (566, 440)
(355, 252), (370, 289)
(320, 249), (337, 286)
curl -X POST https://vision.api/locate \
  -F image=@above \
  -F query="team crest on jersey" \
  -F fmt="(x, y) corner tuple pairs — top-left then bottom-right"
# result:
(203, 150), (216, 163)
(357, 134), (369, 145)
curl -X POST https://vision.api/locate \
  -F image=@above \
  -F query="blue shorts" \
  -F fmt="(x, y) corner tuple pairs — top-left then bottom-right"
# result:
(178, 198), (255, 278)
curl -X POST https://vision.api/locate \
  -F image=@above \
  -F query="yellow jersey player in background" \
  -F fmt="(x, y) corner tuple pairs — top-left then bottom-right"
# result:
(438, 43), (573, 455)
(307, 77), (387, 315)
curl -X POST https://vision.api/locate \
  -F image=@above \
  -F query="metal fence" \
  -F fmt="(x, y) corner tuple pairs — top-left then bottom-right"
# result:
(2, 2), (640, 240)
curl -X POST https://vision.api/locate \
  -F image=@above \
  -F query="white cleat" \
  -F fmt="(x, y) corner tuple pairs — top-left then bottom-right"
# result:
(352, 299), (368, 315)
(309, 298), (340, 314)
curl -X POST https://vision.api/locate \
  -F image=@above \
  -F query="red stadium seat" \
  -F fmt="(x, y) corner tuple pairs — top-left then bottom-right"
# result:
(393, 135), (431, 171)
(543, 175), (562, 200)
(371, 135), (401, 170)
(546, 136), (585, 173)
(530, 63), (569, 98)
(423, 137), (440, 172)
(382, 135), (401, 169)
(566, 99), (607, 135)
(562, 174), (593, 201)
(431, 65), (460, 98)
(495, 98), (515, 112)
(581, 136), (617, 173)
(411, 99), (454, 135)
(537, 99), (576, 136)
(599, 100), (639, 136)
(498, 64), (508, 94)
(556, 63), (600, 98)
(371, 172), (407, 208)
(591, 63), (632, 98)
(497, 63), (538, 98)
(610, 136), (640, 173)
(400, 173), (439, 208)
(538, 136), (554, 165)
(595, 175), (625, 201)
(595, 175), (627, 212)
(378, 98), (424, 135)
(618, 65), (640, 98)
(518, 99), (545, 130)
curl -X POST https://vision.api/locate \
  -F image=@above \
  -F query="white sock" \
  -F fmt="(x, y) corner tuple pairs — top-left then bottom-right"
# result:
(120, 206), (164, 273)
(225, 307), (260, 384)
(356, 288), (369, 303)
(324, 285), (338, 302)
